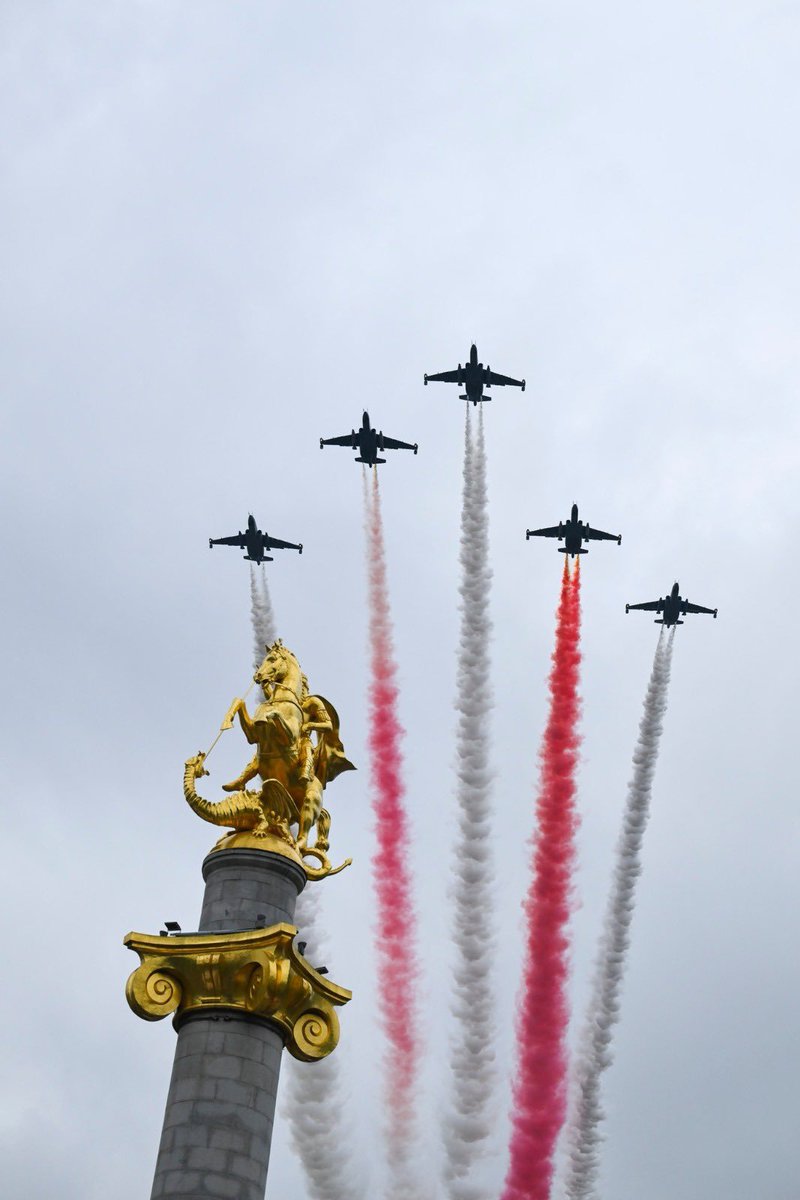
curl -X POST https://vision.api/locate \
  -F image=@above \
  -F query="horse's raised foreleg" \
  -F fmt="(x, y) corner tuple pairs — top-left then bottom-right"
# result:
(236, 702), (257, 745)
(255, 710), (295, 748)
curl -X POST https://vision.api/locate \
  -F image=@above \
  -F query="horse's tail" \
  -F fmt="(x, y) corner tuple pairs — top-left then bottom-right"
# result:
(315, 808), (332, 855)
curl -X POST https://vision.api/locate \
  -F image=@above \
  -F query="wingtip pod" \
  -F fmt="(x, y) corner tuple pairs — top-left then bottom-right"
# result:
(209, 539), (213, 549)
(522, 379), (526, 392)
(625, 604), (630, 613)
(617, 534), (622, 545)
(319, 438), (324, 449)
(714, 608), (718, 618)
(299, 544), (303, 555)
(413, 444), (418, 455)
(526, 530), (532, 540)
(423, 374), (428, 385)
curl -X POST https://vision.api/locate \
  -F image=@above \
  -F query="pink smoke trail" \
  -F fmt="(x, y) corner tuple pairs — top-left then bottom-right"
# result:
(363, 467), (422, 1196)
(502, 558), (583, 1200)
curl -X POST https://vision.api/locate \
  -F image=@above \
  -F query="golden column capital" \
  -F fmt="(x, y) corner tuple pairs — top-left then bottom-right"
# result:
(124, 924), (351, 1062)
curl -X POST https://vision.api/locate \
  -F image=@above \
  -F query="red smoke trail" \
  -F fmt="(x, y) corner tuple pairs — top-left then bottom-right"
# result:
(363, 468), (421, 1165)
(502, 557), (582, 1200)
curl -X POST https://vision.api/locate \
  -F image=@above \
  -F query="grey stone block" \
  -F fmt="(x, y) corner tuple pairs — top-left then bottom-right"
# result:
(213, 1079), (257, 1107)
(230, 1155), (263, 1184)
(163, 1170), (202, 1192)
(205, 1054), (243, 1081)
(172, 1126), (209, 1149)
(163, 1100), (194, 1129)
(186, 1146), (230, 1173)
(154, 1150), (186, 1174)
(204, 1176), (242, 1198)
(240, 1059), (269, 1088)
(209, 1129), (249, 1154)
(206, 1029), (227, 1054)
(173, 1077), (216, 1103)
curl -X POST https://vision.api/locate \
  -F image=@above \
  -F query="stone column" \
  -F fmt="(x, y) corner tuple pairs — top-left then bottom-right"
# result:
(124, 842), (333, 1200)
(198, 848), (305, 933)
(150, 1015), (285, 1200)
(148, 849), (306, 1200)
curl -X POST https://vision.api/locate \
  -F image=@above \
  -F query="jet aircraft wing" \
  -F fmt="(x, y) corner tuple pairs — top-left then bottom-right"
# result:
(321, 433), (359, 447)
(379, 435), (417, 451)
(626, 599), (664, 612)
(484, 368), (525, 389)
(526, 525), (563, 539)
(424, 368), (461, 383)
(210, 533), (247, 547)
(583, 525), (621, 543)
(682, 599), (717, 615)
(266, 536), (302, 552)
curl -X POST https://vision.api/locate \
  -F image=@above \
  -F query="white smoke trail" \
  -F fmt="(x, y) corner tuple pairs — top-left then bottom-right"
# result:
(249, 564), (276, 666)
(247, 564), (364, 1198)
(285, 885), (367, 1200)
(443, 403), (498, 1200)
(562, 628), (675, 1200)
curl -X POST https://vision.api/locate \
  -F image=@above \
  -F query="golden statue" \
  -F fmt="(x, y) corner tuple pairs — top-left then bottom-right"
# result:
(185, 640), (355, 880)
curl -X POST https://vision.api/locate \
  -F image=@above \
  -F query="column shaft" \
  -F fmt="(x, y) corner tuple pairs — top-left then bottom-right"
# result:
(150, 849), (306, 1200)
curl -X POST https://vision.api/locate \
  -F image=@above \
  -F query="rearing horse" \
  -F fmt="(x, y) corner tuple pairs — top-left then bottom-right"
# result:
(226, 641), (306, 796)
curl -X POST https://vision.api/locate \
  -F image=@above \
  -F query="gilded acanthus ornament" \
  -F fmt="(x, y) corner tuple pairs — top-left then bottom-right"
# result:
(124, 924), (351, 1061)
(185, 640), (355, 879)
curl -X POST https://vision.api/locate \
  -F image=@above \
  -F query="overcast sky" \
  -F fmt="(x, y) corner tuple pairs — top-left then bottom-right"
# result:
(2, 3), (799, 1198)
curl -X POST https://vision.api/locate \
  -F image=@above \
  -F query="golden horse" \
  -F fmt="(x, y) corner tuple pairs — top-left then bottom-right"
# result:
(224, 640), (354, 857)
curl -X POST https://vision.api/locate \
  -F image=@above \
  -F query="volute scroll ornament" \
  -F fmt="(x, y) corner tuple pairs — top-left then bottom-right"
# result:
(124, 925), (350, 1061)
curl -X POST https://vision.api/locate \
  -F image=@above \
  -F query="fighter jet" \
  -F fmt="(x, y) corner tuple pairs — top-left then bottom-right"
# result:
(319, 410), (418, 466)
(626, 582), (718, 626)
(424, 342), (525, 406)
(209, 514), (302, 564)
(526, 503), (621, 557)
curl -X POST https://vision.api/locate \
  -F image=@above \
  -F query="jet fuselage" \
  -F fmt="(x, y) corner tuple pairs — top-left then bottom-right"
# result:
(244, 516), (272, 563)
(558, 503), (588, 555)
(354, 411), (385, 466)
(658, 583), (684, 626)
